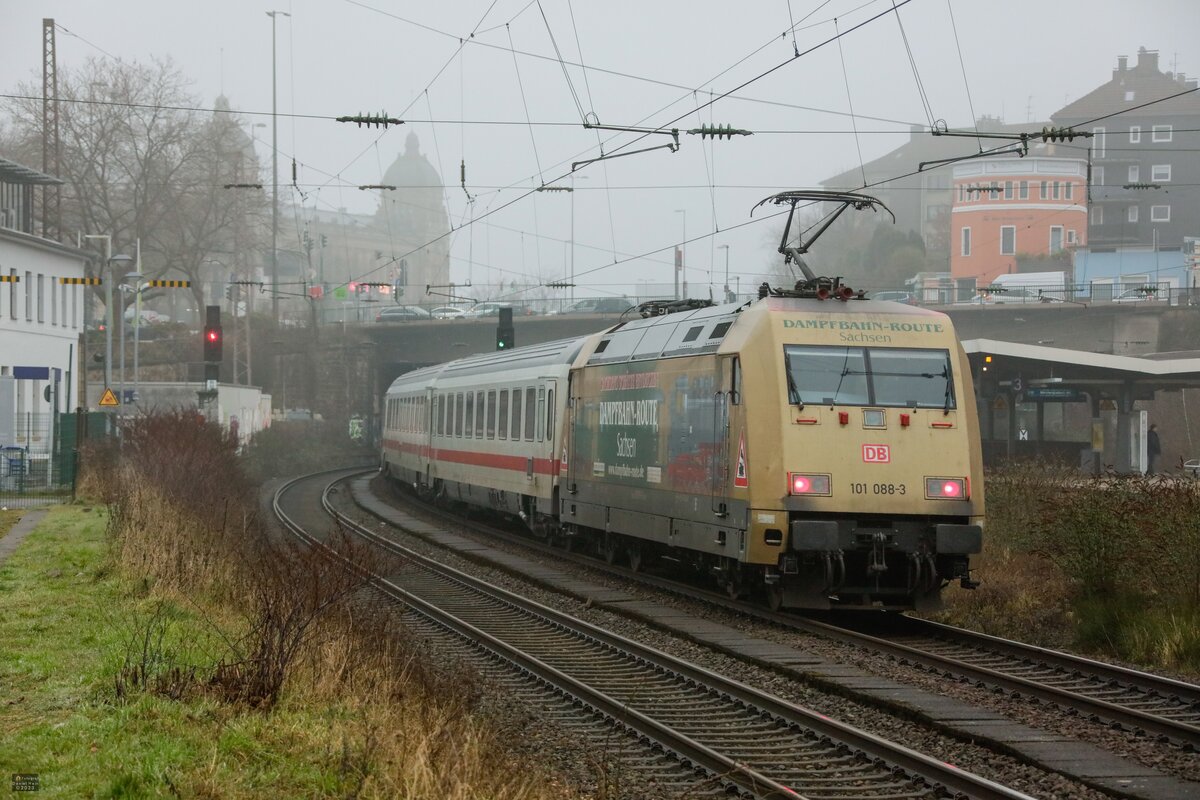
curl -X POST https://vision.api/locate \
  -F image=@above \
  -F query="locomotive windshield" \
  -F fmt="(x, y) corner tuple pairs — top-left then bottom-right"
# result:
(784, 345), (955, 409)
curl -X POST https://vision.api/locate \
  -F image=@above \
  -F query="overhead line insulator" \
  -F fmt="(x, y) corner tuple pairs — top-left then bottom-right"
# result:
(686, 124), (753, 140)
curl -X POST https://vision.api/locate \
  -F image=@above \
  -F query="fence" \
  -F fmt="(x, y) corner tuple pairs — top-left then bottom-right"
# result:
(0, 410), (111, 508)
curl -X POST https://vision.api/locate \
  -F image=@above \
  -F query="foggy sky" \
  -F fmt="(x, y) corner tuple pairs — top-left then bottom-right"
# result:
(1, 0), (1194, 299)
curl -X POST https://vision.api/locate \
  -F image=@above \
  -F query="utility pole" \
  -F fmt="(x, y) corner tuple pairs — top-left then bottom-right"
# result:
(267, 10), (290, 324)
(41, 18), (61, 241)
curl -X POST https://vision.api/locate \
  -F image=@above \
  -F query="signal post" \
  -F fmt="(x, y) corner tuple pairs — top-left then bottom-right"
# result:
(198, 305), (222, 420)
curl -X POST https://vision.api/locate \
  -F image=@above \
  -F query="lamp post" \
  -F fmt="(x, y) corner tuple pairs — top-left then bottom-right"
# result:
(267, 10), (290, 325)
(718, 244), (731, 303)
(81, 235), (125, 389)
(674, 209), (686, 300)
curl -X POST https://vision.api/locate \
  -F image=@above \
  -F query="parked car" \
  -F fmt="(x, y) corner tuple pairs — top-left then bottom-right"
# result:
(552, 297), (634, 314)
(375, 304), (431, 323)
(464, 301), (537, 318)
(869, 291), (918, 305)
(961, 288), (1061, 305)
(428, 306), (466, 319)
(122, 308), (171, 324)
(1113, 288), (1166, 303)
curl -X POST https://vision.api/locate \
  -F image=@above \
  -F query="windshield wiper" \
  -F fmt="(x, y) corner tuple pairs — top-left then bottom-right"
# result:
(786, 368), (803, 408)
(942, 366), (953, 414)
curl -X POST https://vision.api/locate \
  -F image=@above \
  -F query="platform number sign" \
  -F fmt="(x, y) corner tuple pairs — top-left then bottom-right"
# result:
(862, 444), (891, 463)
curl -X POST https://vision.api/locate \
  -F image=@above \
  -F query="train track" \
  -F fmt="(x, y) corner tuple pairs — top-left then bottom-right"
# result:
(276, 471), (1033, 800)
(366, 477), (1200, 754)
(799, 613), (1200, 751)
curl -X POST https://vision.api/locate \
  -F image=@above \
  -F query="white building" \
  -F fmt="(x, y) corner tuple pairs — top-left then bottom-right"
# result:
(0, 157), (90, 463)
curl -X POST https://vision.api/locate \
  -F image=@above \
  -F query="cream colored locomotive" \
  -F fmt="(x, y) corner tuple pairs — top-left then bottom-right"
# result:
(382, 192), (984, 610)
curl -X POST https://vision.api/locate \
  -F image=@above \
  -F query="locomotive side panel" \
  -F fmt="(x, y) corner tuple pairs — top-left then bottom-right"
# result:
(564, 354), (748, 558)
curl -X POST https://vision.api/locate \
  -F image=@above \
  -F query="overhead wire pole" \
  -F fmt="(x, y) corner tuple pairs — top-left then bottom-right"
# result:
(267, 10), (290, 325)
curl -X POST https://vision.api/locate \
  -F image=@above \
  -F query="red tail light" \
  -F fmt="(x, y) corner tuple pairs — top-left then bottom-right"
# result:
(789, 473), (831, 495)
(925, 477), (967, 499)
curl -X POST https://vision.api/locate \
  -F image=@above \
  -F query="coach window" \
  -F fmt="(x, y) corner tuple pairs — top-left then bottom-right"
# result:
(498, 390), (509, 440)
(455, 392), (464, 437)
(546, 389), (554, 442)
(475, 391), (485, 438)
(524, 387), (537, 441)
(464, 392), (475, 438)
(682, 325), (703, 343)
(486, 391), (496, 439)
(511, 388), (523, 440)
(436, 395), (444, 436)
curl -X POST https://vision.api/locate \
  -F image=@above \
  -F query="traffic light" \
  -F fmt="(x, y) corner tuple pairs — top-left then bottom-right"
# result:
(496, 306), (515, 350)
(203, 305), (222, 362)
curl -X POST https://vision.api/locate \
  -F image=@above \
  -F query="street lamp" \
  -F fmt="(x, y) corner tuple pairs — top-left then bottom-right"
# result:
(81, 235), (129, 390)
(267, 10), (291, 325)
(718, 244), (731, 303)
(674, 209), (686, 300)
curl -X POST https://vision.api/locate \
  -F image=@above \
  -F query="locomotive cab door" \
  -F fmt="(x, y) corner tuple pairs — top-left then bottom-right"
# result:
(711, 356), (736, 517)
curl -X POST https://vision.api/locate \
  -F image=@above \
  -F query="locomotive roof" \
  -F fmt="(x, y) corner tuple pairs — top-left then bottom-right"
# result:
(583, 296), (953, 366)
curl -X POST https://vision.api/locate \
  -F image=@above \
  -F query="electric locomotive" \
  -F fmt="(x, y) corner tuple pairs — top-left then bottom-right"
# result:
(381, 191), (983, 610)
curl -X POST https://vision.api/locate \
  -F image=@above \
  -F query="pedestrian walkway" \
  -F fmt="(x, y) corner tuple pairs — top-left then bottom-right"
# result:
(0, 509), (48, 566)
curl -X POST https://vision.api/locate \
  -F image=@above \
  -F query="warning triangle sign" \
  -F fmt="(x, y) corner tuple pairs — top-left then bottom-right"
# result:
(734, 431), (749, 488)
(99, 387), (120, 407)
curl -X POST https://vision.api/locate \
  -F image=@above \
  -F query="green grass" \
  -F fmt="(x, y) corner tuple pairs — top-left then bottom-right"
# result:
(0, 507), (372, 798)
(0, 507), (25, 539)
(0, 505), (578, 800)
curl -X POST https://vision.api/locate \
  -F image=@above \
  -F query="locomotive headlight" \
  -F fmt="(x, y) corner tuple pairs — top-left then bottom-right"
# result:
(789, 473), (831, 495)
(925, 477), (968, 499)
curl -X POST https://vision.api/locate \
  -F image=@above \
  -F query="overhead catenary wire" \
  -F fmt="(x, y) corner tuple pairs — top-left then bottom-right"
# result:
(945, 0), (983, 152)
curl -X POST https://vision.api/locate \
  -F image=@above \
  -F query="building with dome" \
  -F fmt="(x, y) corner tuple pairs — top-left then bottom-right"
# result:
(280, 132), (451, 321)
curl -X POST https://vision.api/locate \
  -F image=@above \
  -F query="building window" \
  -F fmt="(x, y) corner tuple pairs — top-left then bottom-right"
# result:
(1151, 164), (1171, 182)
(1128, 165), (1140, 183)
(1093, 126), (1106, 158)
(1052, 181), (1061, 199)
(961, 227), (971, 257)
(1039, 180), (1048, 199)
(1152, 125), (1173, 142)
(1018, 180), (1028, 200)
(1067, 229), (1077, 244)
(71, 285), (78, 329)
(1065, 182), (1073, 200)
(1151, 205), (1170, 222)
(1092, 205), (1104, 225)
(1129, 125), (1141, 143)
(37, 274), (44, 322)
(989, 183), (1000, 200)
(25, 271), (32, 320)
(1004, 181), (1013, 200)
(8, 269), (15, 318)
(51, 279), (57, 325)
(1128, 205), (1139, 223)
(1093, 166), (1104, 186)
(1000, 226), (1016, 255)
(1049, 226), (1063, 252)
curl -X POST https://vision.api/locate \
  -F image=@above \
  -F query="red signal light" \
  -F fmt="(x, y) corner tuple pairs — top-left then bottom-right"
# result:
(206, 329), (219, 342)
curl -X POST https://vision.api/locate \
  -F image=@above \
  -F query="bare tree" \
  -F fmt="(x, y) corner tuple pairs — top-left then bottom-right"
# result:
(2, 56), (266, 324)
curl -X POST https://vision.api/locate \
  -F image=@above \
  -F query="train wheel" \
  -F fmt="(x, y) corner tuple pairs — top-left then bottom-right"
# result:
(764, 583), (784, 612)
(626, 544), (643, 573)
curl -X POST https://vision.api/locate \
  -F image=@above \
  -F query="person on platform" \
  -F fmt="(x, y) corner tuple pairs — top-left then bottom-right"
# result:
(1147, 423), (1161, 474)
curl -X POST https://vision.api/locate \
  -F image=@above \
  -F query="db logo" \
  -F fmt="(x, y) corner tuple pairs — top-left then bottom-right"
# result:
(862, 444), (891, 463)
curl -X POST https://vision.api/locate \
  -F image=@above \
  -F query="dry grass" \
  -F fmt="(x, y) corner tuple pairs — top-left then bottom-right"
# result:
(68, 411), (583, 798)
(931, 462), (1200, 677)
